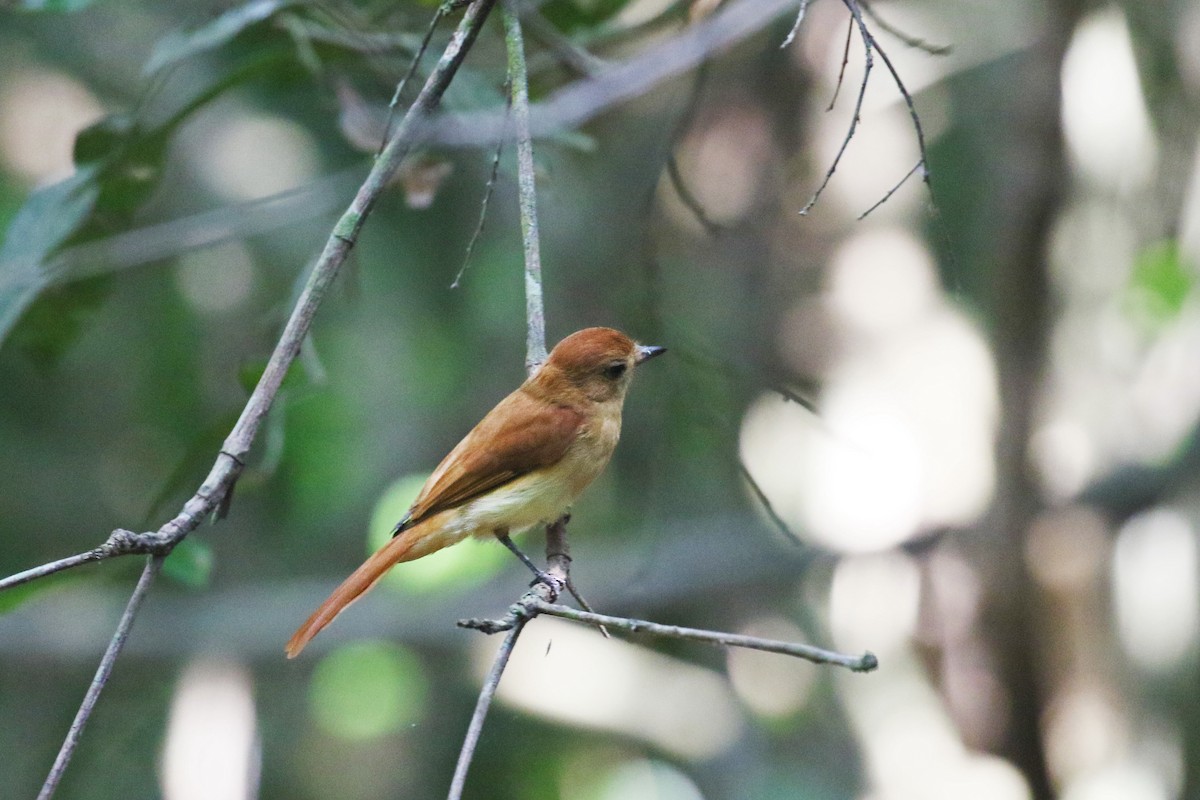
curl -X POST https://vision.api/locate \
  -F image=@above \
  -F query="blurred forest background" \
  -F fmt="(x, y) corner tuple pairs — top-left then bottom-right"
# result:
(2, 0), (1200, 798)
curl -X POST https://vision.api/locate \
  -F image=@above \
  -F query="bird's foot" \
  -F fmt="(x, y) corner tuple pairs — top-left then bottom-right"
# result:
(529, 570), (565, 597)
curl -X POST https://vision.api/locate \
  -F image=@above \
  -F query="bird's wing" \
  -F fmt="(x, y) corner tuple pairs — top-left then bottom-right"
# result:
(396, 389), (583, 531)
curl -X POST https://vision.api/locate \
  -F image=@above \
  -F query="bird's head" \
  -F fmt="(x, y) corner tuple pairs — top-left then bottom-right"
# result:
(536, 327), (666, 404)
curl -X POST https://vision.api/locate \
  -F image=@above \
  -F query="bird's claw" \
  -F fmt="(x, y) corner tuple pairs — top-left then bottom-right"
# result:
(529, 570), (565, 596)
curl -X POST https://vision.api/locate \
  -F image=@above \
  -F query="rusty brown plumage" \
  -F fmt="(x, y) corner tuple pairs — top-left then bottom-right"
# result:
(285, 327), (665, 658)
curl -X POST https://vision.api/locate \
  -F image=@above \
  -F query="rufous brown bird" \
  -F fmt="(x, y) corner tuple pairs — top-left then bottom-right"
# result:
(286, 327), (665, 657)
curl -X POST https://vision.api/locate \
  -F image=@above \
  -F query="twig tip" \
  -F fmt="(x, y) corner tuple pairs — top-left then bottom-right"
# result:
(855, 651), (879, 672)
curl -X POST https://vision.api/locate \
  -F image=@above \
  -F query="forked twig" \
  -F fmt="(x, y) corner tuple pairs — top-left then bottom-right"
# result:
(798, 1), (873, 215)
(376, 1), (448, 155)
(791, 0), (934, 218)
(860, 0), (951, 55)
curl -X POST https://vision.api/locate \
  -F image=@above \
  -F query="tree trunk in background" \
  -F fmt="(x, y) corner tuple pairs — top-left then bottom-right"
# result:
(972, 1), (1084, 798)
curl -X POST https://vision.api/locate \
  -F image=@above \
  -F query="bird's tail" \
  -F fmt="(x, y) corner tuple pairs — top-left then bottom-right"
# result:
(285, 519), (449, 658)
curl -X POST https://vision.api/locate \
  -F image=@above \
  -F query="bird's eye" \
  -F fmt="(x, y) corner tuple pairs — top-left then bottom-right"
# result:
(603, 362), (627, 380)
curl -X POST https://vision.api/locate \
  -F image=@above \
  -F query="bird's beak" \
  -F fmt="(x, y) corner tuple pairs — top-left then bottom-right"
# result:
(635, 344), (667, 364)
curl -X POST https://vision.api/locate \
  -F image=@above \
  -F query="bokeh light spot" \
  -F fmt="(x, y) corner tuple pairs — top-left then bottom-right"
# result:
(1112, 509), (1199, 672)
(309, 640), (427, 740)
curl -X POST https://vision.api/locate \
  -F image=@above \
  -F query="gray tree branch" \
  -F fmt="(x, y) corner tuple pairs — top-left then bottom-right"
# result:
(37, 556), (164, 800)
(9, 2), (500, 794)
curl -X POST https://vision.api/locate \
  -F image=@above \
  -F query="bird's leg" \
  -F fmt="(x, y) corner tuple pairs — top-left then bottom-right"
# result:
(495, 530), (563, 593)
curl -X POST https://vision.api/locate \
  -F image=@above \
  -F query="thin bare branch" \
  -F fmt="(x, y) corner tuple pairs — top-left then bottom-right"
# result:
(446, 618), (527, 800)
(859, 0), (951, 55)
(534, 599), (878, 671)
(377, 1), (447, 156)
(857, 158), (922, 219)
(826, 15), (854, 111)
(797, 0), (932, 217)
(503, 0), (548, 371)
(37, 556), (164, 800)
(861, 7), (931, 189)
(0, 547), (110, 592)
(737, 461), (805, 546)
(452, 92), (511, 289)
(1, 529), (172, 592)
(779, 0), (812, 49)
(667, 155), (725, 236)
(799, 1), (873, 216)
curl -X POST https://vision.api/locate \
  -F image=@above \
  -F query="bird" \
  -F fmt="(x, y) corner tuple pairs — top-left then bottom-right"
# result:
(286, 327), (665, 657)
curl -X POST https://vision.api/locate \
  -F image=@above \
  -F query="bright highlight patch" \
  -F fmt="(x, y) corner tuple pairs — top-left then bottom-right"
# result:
(1112, 509), (1199, 672)
(161, 660), (259, 800)
(309, 640), (428, 740)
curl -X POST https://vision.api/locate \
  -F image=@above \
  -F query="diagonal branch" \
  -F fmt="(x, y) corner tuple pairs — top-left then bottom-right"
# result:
(799, 0), (873, 215)
(427, 0), (798, 147)
(446, 618), (527, 800)
(796, 0), (934, 218)
(859, 0), (951, 55)
(9, 2), (500, 796)
(37, 556), (164, 800)
(0, 0), (499, 593)
(450, 520), (574, 799)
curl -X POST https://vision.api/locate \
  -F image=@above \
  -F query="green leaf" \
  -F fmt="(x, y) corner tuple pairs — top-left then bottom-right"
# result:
(0, 48), (275, 354)
(144, 0), (296, 77)
(1128, 240), (1194, 326)
(162, 538), (215, 588)
(0, 166), (100, 347)
(7, 276), (112, 366)
(73, 114), (137, 165)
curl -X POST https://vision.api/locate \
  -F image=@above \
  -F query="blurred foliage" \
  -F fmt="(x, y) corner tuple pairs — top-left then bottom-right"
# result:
(309, 639), (429, 739)
(3, 1), (1200, 800)
(1128, 239), (1194, 329)
(162, 537), (215, 588)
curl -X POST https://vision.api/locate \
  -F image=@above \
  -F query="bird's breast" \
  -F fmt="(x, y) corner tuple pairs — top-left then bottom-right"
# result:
(450, 406), (622, 539)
